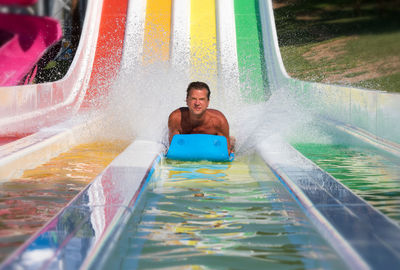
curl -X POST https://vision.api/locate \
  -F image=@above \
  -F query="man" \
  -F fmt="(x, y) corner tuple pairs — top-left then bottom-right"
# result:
(168, 81), (234, 153)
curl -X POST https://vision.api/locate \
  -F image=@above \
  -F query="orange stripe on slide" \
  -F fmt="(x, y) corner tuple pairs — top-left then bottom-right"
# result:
(81, 0), (129, 108)
(143, 0), (172, 64)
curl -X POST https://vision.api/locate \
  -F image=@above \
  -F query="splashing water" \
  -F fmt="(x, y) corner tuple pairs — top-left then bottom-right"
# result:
(103, 63), (188, 144)
(96, 59), (328, 155)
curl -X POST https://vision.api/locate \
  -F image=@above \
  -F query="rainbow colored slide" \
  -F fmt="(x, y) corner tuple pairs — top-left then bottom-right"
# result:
(1, 0), (400, 269)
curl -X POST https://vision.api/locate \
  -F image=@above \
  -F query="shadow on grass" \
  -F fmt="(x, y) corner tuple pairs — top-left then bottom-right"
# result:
(273, 0), (400, 46)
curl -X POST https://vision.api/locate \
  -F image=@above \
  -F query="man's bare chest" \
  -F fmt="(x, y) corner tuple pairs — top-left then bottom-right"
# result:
(181, 121), (219, 135)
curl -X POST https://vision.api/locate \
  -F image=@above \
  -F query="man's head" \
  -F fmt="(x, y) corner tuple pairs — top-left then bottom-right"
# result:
(186, 81), (210, 116)
(186, 81), (210, 100)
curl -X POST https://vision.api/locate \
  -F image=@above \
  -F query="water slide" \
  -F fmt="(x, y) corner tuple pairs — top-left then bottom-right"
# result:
(1, 0), (400, 269)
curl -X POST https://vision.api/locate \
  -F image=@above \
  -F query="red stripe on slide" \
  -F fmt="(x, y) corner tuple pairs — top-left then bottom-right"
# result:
(81, 0), (129, 108)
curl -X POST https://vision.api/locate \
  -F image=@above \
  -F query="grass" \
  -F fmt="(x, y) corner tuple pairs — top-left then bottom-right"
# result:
(272, 0), (400, 92)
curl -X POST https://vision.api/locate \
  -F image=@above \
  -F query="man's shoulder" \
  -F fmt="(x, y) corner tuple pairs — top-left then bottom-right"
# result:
(169, 107), (189, 124)
(169, 107), (188, 117)
(207, 109), (227, 119)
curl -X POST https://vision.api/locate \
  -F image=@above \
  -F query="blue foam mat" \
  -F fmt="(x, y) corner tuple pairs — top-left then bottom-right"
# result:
(166, 134), (234, 162)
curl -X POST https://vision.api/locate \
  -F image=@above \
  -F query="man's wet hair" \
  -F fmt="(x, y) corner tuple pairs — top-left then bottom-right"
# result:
(186, 81), (210, 100)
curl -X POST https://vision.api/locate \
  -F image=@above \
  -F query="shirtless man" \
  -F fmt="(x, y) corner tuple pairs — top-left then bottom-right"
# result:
(168, 81), (233, 153)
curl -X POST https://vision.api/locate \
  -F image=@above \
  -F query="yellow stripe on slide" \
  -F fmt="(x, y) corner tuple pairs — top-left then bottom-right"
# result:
(190, 0), (217, 87)
(143, 0), (172, 63)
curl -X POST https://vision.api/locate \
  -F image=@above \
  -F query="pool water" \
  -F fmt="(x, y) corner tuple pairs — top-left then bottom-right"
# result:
(294, 143), (400, 224)
(102, 155), (346, 269)
(0, 140), (128, 262)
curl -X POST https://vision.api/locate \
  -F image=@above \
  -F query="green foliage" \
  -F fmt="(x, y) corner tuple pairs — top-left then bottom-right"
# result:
(273, 0), (400, 92)
(355, 73), (400, 92)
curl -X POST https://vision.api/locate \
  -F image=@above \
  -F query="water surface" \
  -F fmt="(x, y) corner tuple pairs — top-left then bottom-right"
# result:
(294, 143), (400, 224)
(103, 155), (346, 269)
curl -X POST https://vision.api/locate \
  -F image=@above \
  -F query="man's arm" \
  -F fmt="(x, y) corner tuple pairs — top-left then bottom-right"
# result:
(168, 110), (181, 144)
(215, 112), (232, 154)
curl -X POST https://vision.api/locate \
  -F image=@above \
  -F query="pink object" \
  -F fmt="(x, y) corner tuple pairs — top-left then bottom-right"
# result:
(0, 13), (62, 86)
(0, 0), (37, 5)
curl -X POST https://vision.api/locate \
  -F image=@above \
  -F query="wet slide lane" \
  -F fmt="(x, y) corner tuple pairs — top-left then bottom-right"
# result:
(101, 157), (346, 269)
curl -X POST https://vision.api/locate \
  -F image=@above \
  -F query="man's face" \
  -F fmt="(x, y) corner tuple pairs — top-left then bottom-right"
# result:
(186, 88), (210, 116)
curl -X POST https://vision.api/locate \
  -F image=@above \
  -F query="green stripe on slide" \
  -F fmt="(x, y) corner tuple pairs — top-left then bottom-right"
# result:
(234, 0), (269, 102)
